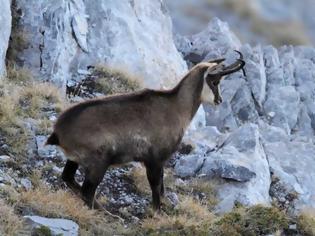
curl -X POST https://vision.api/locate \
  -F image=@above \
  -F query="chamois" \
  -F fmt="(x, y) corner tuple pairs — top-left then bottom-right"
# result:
(46, 51), (245, 210)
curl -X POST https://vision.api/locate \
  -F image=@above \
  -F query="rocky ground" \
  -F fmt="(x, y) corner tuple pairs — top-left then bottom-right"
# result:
(0, 0), (315, 235)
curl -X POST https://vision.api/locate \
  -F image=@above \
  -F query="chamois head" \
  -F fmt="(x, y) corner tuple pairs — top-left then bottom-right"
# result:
(201, 50), (245, 105)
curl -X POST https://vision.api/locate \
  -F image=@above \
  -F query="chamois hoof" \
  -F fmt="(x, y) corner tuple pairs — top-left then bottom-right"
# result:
(92, 200), (104, 210)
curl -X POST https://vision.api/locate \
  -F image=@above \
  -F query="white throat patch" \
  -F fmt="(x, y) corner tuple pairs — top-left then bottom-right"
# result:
(201, 78), (215, 105)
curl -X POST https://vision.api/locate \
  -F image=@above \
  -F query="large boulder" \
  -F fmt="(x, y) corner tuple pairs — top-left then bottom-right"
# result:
(210, 124), (271, 213)
(265, 141), (315, 211)
(178, 124), (271, 213)
(24, 216), (79, 236)
(0, 0), (11, 77)
(13, 0), (187, 90)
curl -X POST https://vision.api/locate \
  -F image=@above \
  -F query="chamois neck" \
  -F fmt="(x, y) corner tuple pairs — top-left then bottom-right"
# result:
(173, 64), (208, 121)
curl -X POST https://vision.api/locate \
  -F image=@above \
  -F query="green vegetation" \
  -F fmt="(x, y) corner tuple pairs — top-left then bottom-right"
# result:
(32, 226), (54, 236)
(210, 205), (289, 235)
(297, 210), (315, 236)
(92, 65), (141, 95)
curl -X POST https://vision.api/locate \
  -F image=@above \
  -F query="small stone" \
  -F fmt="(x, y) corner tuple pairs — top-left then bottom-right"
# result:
(21, 178), (32, 190)
(0, 155), (10, 162)
(36, 161), (44, 167)
(36, 135), (57, 159)
(131, 216), (140, 224)
(289, 224), (297, 230)
(175, 178), (186, 187)
(166, 192), (179, 207)
(52, 166), (63, 174)
(49, 115), (57, 121)
(279, 197), (286, 203)
(174, 154), (205, 178)
(77, 69), (91, 75)
(1, 144), (9, 150)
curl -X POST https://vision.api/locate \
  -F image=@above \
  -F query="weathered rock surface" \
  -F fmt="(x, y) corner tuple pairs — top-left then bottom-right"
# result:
(175, 18), (241, 64)
(177, 124), (271, 212)
(0, 0), (11, 76)
(265, 141), (315, 211)
(173, 17), (315, 213)
(175, 154), (205, 178)
(13, 0), (187, 90)
(36, 135), (65, 160)
(24, 215), (79, 236)
(212, 124), (270, 213)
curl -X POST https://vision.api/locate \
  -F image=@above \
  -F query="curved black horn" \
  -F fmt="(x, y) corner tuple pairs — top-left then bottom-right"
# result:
(234, 50), (244, 60)
(208, 50), (246, 77)
(218, 59), (246, 76)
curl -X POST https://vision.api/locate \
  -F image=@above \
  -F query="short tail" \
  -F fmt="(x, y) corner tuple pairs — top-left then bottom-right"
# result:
(46, 132), (59, 146)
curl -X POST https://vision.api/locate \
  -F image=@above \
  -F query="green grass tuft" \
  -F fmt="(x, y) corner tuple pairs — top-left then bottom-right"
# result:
(92, 65), (141, 95)
(210, 205), (289, 235)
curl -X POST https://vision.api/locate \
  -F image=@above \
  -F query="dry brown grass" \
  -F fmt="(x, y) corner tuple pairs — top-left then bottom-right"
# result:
(36, 117), (53, 135)
(0, 79), (22, 127)
(6, 64), (33, 84)
(18, 185), (125, 235)
(129, 165), (217, 235)
(129, 165), (150, 194)
(0, 79), (30, 155)
(0, 68), (65, 156)
(0, 185), (21, 205)
(0, 199), (24, 235)
(20, 81), (64, 117)
(141, 196), (214, 235)
(297, 209), (315, 236)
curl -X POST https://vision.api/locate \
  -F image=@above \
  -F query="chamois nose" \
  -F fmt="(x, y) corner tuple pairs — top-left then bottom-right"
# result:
(214, 96), (222, 105)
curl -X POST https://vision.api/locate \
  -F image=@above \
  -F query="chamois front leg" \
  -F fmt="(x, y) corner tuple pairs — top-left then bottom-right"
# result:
(81, 162), (108, 210)
(62, 160), (81, 195)
(145, 162), (163, 211)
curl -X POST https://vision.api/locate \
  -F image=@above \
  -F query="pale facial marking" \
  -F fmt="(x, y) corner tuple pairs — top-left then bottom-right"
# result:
(201, 79), (215, 105)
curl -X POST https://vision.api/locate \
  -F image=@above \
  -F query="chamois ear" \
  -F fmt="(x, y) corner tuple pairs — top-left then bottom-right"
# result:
(207, 58), (225, 64)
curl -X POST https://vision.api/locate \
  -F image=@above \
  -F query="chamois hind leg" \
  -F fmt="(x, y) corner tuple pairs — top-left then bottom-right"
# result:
(145, 162), (163, 211)
(160, 167), (164, 197)
(81, 162), (108, 210)
(62, 160), (81, 195)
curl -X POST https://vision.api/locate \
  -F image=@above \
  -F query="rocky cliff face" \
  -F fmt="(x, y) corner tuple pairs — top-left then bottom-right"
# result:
(0, 0), (11, 76)
(12, 0), (187, 90)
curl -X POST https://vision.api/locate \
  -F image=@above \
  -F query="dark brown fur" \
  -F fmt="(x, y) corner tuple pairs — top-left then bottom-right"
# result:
(47, 60), (244, 210)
